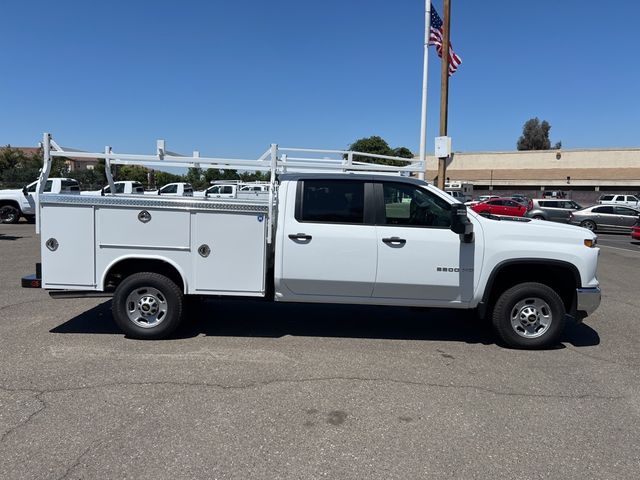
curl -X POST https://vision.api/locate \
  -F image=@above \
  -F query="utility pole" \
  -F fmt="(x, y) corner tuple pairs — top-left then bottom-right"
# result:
(418, 0), (431, 182)
(437, 0), (452, 190)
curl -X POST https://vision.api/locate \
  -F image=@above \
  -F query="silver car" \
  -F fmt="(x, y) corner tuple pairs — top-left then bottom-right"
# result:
(569, 205), (640, 232)
(526, 199), (582, 223)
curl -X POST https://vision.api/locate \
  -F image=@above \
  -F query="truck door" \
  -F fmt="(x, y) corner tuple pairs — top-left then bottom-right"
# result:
(372, 181), (477, 303)
(280, 179), (377, 297)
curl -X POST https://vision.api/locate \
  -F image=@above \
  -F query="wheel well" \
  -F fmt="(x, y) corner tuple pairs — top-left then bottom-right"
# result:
(104, 258), (185, 293)
(0, 200), (20, 210)
(484, 261), (579, 314)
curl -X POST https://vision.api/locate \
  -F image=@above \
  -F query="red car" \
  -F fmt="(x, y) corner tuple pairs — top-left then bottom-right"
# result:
(471, 198), (528, 217)
(632, 224), (640, 240)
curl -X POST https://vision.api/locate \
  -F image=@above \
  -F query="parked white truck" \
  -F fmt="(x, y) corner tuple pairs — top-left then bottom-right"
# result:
(146, 182), (194, 197)
(195, 182), (270, 199)
(22, 134), (601, 349)
(0, 178), (80, 223)
(82, 180), (145, 196)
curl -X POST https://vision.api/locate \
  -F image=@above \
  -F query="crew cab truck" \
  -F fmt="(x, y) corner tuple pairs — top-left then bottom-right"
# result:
(82, 180), (145, 196)
(195, 182), (270, 199)
(22, 134), (602, 349)
(0, 178), (80, 223)
(146, 182), (194, 197)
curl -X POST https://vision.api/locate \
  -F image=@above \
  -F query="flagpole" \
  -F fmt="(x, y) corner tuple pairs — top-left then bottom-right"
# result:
(418, 0), (431, 182)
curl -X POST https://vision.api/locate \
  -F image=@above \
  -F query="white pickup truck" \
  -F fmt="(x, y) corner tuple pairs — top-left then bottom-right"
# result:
(82, 180), (145, 196)
(0, 178), (80, 223)
(195, 182), (269, 199)
(22, 135), (601, 349)
(146, 182), (194, 197)
(598, 194), (640, 208)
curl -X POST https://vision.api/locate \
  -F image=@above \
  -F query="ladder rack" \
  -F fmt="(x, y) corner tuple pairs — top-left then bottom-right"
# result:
(36, 133), (426, 240)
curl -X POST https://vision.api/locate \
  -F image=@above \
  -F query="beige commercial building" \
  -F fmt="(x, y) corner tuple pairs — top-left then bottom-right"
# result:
(423, 147), (640, 202)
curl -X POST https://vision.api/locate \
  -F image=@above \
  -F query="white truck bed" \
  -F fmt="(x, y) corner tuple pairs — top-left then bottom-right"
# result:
(39, 194), (270, 296)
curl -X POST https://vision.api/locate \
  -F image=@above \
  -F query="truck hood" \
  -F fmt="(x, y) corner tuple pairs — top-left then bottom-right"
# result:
(0, 188), (25, 195)
(475, 214), (596, 242)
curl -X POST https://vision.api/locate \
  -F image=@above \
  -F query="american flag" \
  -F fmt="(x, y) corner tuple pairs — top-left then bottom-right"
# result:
(429, 5), (462, 75)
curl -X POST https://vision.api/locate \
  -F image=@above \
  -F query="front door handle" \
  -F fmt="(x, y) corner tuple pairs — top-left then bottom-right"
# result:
(382, 237), (406, 245)
(288, 233), (312, 241)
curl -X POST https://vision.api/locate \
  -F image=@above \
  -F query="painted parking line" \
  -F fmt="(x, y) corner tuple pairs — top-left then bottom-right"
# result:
(599, 244), (640, 255)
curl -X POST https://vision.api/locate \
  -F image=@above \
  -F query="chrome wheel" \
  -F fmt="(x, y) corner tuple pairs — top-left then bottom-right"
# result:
(510, 297), (552, 339)
(125, 287), (168, 328)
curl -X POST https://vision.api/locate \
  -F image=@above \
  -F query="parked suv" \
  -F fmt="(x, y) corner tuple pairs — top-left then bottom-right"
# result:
(598, 194), (640, 207)
(526, 199), (582, 223)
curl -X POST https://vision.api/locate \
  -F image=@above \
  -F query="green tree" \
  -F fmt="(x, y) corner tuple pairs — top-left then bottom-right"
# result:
(117, 165), (149, 185)
(347, 136), (414, 167)
(517, 118), (560, 151)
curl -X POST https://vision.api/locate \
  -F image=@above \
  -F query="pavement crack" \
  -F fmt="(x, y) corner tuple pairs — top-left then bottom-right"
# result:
(56, 443), (95, 480)
(0, 390), (47, 445)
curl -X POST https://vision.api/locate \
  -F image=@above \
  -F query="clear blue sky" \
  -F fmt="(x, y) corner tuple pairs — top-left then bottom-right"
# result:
(1, 0), (639, 158)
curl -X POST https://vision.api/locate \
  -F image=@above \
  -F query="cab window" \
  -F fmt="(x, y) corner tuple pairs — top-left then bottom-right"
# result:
(297, 180), (364, 224)
(160, 184), (177, 194)
(381, 182), (451, 227)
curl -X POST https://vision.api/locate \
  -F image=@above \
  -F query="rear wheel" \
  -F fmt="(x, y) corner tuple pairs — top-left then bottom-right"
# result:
(532, 215), (545, 220)
(491, 282), (566, 349)
(580, 220), (596, 231)
(1, 205), (21, 224)
(112, 272), (184, 339)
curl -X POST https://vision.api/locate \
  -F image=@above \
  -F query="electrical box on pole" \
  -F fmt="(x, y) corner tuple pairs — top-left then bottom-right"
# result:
(435, 136), (452, 158)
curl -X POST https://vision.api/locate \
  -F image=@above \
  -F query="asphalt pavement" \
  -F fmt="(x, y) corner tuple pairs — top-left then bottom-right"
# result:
(1, 222), (639, 479)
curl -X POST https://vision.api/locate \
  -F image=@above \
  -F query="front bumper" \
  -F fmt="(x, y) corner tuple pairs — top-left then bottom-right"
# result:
(576, 286), (601, 319)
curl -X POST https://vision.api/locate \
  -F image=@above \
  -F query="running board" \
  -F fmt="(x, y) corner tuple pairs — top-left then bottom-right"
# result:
(49, 291), (113, 299)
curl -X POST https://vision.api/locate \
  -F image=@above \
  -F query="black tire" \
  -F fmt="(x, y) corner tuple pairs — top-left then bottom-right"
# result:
(112, 272), (184, 339)
(1, 205), (21, 224)
(532, 215), (545, 220)
(580, 220), (596, 232)
(491, 282), (566, 349)
(25, 215), (36, 224)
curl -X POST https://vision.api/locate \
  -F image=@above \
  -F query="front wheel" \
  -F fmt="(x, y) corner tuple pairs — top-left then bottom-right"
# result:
(112, 272), (184, 339)
(532, 215), (545, 220)
(1, 206), (21, 224)
(491, 282), (566, 349)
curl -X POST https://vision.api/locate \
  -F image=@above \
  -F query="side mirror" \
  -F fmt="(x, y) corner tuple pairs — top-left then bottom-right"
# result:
(450, 205), (474, 242)
(100, 187), (105, 197)
(22, 186), (28, 197)
(157, 190), (162, 195)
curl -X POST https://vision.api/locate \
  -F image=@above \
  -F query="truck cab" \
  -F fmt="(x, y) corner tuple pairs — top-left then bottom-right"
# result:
(152, 182), (194, 197)
(0, 178), (80, 223)
(82, 181), (145, 196)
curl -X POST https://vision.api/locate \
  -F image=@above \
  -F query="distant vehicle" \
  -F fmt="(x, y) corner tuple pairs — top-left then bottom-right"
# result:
(543, 190), (567, 199)
(0, 178), (80, 223)
(195, 182), (270, 199)
(632, 224), (640, 241)
(464, 195), (499, 207)
(598, 194), (640, 208)
(526, 199), (583, 223)
(444, 181), (473, 203)
(82, 181), (145, 196)
(471, 198), (528, 217)
(569, 205), (640, 233)
(510, 194), (530, 206)
(146, 182), (194, 197)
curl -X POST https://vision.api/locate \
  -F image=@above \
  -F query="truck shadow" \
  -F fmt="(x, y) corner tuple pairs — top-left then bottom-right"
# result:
(51, 299), (600, 348)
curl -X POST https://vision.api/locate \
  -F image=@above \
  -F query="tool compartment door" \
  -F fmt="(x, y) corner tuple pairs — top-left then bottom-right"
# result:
(41, 205), (95, 288)
(192, 211), (266, 295)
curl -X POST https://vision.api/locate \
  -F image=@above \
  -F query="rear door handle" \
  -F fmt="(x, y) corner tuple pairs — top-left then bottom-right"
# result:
(288, 233), (312, 241)
(382, 237), (406, 245)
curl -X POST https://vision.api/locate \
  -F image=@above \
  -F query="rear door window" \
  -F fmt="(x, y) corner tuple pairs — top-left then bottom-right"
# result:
(297, 180), (365, 224)
(615, 206), (639, 216)
(593, 206), (614, 214)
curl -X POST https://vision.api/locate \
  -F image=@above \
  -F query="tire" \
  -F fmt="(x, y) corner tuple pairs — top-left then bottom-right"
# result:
(1, 205), (21, 224)
(112, 272), (184, 339)
(580, 220), (596, 232)
(491, 282), (566, 349)
(532, 215), (545, 220)
(25, 215), (36, 224)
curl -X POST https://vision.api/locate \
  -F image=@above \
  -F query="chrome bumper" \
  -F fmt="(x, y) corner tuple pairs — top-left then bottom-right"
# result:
(576, 287), (601, 318)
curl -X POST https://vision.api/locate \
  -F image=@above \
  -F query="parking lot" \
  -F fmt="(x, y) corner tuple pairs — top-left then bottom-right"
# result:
(1, 222), (639, 479)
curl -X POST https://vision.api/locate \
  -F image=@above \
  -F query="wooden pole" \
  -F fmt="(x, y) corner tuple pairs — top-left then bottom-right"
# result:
(437, 0), (452, 190)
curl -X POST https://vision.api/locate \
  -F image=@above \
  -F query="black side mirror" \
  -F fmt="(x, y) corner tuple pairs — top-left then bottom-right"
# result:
(157, 190), (162, 195)
(100, 187), (105, 197)
(22, 186), (28, 196)
(450, 205), (474, 242)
